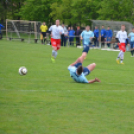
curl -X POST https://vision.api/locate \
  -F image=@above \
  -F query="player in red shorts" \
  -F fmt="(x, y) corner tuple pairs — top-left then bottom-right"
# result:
(49, 20), (64, 63)
(116, 25), (128, 64)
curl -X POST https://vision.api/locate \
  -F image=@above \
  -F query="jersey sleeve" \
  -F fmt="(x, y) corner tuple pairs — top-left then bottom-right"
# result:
(68, 65), (72, 71)
(81, 31), (84, 37)
(46, 26), (48, 31)
(91, 31), (94, 37)
(40, 25), (42, 31)
(128, 33), (131, 37)
(116, 31), (120, 38)
(125, 32), (128, 39)
(49, 26), (52, 31)
(82, 76), (89, 83)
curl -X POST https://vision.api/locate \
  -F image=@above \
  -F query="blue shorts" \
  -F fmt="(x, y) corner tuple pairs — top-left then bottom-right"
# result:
(74, 63), (90, 76)
(130, 42), (134, 49)
(82, 45), (90, 53)
(107, 37), (112, 42)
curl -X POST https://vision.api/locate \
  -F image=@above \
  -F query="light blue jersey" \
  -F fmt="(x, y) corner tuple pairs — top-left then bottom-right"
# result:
(128, 32), (134, 42)
(68, 66), (89, 83)
(81, 30), (94, 45)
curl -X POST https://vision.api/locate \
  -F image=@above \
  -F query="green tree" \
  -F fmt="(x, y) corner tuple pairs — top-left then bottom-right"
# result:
(19, 0), (61, 23)
(50, 0), (101, 25)
(0, 0), (26, 22)
(98, 0), (134, 24)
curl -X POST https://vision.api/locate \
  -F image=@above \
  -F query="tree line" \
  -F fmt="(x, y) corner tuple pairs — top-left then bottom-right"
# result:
(0, 0), (134, 25)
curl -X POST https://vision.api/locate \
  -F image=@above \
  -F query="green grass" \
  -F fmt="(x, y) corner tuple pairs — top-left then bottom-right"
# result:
(0, 39), (134, 134)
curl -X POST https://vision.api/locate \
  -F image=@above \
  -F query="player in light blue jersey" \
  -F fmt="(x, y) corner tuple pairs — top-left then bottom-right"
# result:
(128, 28), (134, 57)
(80, 26), (94, 59)
(68, 56), (101, 84)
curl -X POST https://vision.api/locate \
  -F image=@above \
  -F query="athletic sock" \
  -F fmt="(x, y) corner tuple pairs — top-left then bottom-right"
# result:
(44, 39), (46, 44)
(54, 51), (58, 58)
(52, 50), (56, 57)
(120, 59), (123, 63)
(133, 50), (134, 55)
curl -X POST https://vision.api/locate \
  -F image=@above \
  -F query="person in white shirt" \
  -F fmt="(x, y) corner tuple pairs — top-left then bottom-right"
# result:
(116, 25), (128, 64)
(49, 20), (64, 63)
(61, 24), (68, 46)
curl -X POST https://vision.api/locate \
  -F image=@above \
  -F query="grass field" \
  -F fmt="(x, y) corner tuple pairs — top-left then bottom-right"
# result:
(0, 39), (134, 134)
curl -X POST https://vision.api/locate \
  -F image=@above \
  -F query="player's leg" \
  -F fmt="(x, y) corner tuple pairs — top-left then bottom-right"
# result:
(43, 32), (46, 44)
(120, 51), (124, 64)
(86, 63), (96, 72)
(116, 50), (122, 64)
(130, 42), (134, 57)
(133, 43), (134, 56)
(40, 33), (43, 44)
(70, 56), (84, 66)
(82, 63), (96, 76)
(81, 45), (89, 59)
(51, 38), (58, 63)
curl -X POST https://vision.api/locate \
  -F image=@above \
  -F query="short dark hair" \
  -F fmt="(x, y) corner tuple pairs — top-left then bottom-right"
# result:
(77, 65), (83, 75)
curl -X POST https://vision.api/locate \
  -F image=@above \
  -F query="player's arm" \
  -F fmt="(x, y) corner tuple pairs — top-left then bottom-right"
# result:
(115, 32), (120, 43)
(90, 32), (94, 40)
(88, 78), (101, 84)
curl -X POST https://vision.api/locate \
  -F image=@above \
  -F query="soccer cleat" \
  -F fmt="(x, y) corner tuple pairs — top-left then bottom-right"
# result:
(116, 59), (119, 64)
(120, 62), (124, 65)
(51, 57), (55, 63)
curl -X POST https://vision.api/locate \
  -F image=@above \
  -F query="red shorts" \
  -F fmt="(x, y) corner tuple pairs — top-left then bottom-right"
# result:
(118, 43), (126, 52)
(51, 38), (61, 50)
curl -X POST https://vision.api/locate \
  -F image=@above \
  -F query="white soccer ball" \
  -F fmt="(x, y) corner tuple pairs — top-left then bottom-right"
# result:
(19, 67), (28, 75)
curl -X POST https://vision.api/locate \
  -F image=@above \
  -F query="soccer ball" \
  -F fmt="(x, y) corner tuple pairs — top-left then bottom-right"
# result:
(19, 67), (28, 75)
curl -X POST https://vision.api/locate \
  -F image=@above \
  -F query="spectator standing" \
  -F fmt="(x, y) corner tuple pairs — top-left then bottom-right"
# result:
(61, 24), (68, 46)
(93, 26), (99, 48)
(128, 28), (134, 57)
(40, 22), (48, 44)
(101, 25), (106, 47)
(0, 23), (4, 39)
(69, 27), (75, 46)
(106, 26), (113, 48)
(75, 26), (81, 47)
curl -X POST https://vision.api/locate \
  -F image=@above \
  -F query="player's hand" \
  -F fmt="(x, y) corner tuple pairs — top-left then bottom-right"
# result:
(81, 37), (83, 40)
(95, 78), (101, 82)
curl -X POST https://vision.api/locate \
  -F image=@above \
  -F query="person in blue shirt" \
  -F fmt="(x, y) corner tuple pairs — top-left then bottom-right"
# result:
(106, 26), (113, 48)
(128, 28), (134, 57)
(68, 55), (101, 84)
(80, 26), (94, 59)
(68, 27), (75, 46)
(101, 25), (106, 47)
(93, 26), (99, 47)
(0, 23), (4, 39)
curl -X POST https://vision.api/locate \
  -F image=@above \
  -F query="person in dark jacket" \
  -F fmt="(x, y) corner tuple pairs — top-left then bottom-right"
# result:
(101, 25), (106, 47)
(93, 26), (99, 47)
(106, 26), (113, 48)
(0, 23), (4, 39)
(75, 26), (81, 47)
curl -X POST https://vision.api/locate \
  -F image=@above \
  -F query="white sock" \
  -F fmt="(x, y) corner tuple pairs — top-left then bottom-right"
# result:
(52, 50), (56, 57)
(54, 51), (58, 58)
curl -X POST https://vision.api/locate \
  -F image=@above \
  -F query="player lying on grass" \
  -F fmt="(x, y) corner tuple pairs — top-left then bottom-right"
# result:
(68, 56), (101, 84)
(80, 26), (94, 59)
